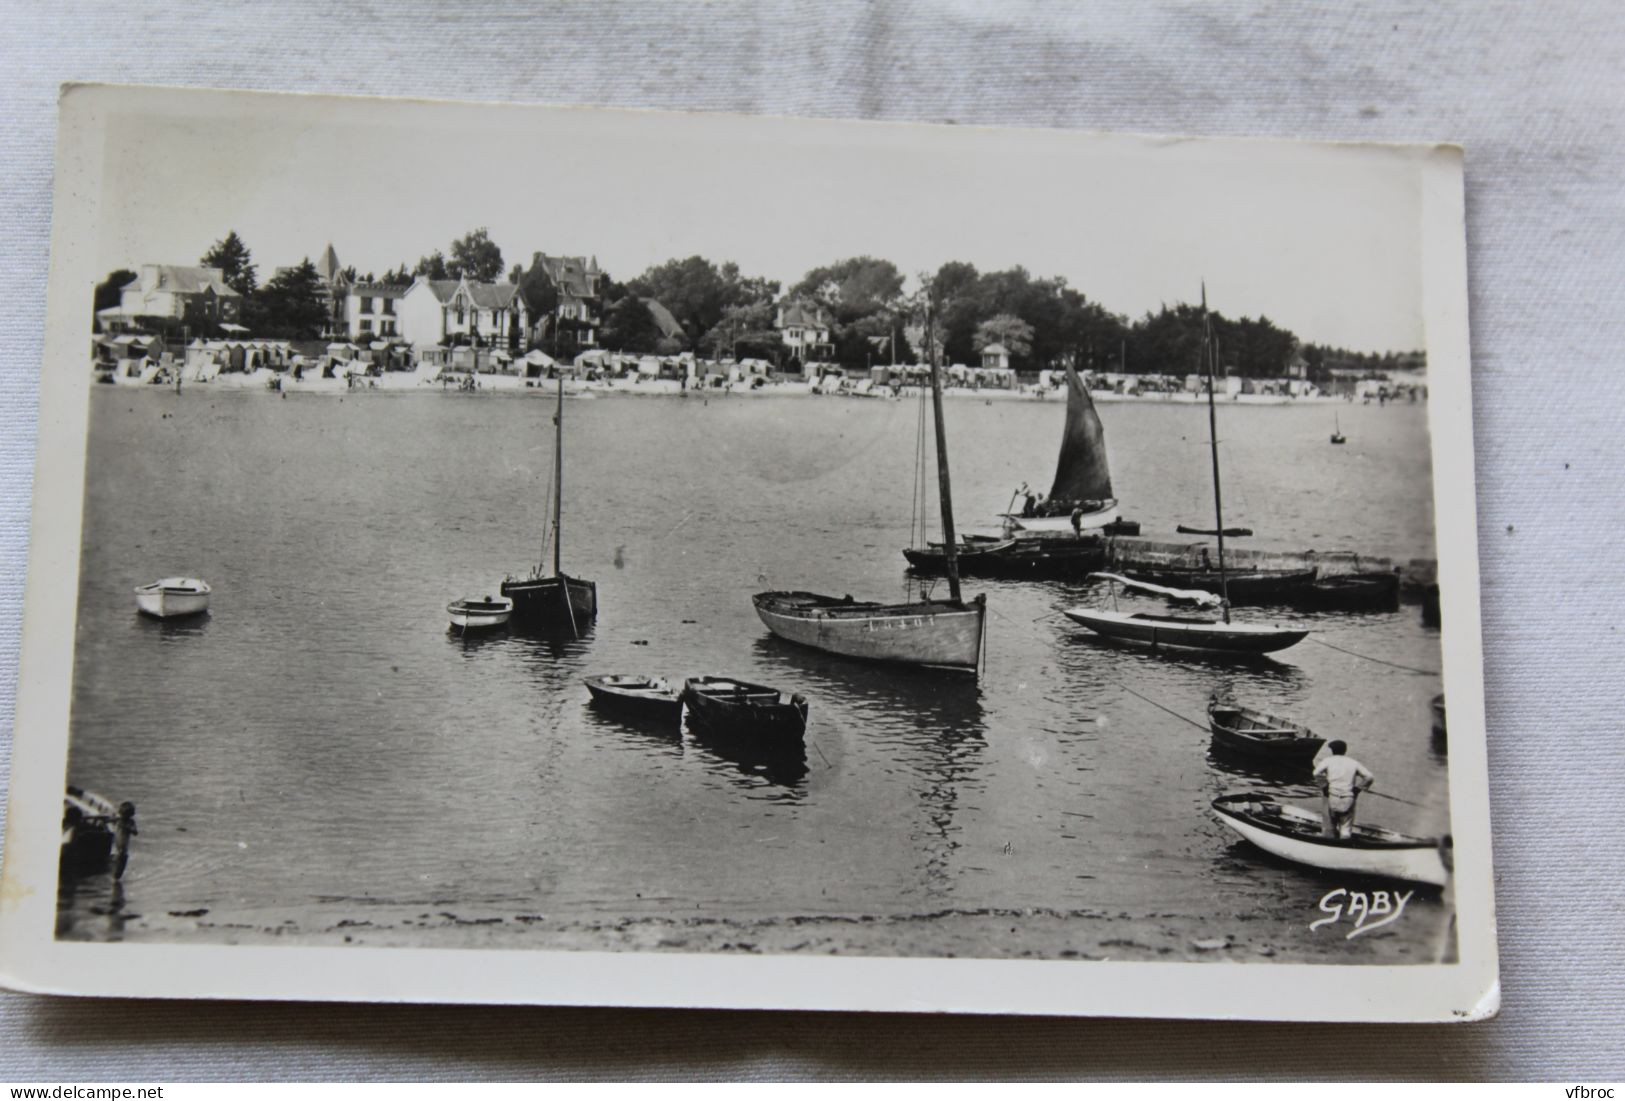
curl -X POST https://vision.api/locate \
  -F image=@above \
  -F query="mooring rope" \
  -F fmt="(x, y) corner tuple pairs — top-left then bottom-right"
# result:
(1310, 636), (1439, 676)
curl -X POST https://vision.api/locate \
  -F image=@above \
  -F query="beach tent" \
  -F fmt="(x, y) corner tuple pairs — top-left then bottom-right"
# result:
(525, 349), (558, 378)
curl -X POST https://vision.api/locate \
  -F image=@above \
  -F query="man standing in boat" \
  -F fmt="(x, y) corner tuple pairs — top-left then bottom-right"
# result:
(1313, 740), (1376, 839)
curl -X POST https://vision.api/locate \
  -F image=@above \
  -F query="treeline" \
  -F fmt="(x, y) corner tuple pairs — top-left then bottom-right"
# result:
(96, 227), (1424, 371)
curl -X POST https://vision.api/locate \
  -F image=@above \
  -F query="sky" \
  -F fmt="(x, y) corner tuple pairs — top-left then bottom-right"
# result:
(91, 89), (1430, 352)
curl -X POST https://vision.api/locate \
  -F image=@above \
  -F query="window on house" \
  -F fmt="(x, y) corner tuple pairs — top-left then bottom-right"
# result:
(360, 319), (373, 332)
(383, 299), (394, 315)
(364, 297), (375, 314)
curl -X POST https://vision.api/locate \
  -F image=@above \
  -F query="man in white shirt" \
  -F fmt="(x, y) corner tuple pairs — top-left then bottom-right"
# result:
(1312, 739), (1375, 839)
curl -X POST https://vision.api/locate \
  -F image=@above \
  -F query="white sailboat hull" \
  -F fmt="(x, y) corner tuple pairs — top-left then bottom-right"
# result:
(1062, 607), (1306, 653)
(1004, 501), (1120, 534)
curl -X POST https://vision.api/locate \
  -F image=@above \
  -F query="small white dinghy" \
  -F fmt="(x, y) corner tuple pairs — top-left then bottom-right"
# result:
(448, 595), (513, 633)
(1212, 794), (1450, 888)
(134, 577), (211, 619)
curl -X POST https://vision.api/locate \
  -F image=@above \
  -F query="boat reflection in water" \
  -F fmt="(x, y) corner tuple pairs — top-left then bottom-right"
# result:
(749, 634), (988, 891)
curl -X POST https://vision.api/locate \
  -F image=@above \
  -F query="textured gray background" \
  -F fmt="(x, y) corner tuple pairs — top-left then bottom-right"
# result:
(2, 0), (1622, 1082)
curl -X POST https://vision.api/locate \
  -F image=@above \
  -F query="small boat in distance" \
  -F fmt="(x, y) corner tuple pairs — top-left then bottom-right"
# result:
(682, 676), (810, 746)
(61, 786), (137, 880)
(1206, 697), (1327, 763)
(1211, 793), (1450, 888)
(447, 595), (513, 633)
(583, 674), (683, 724)
(503, 376), (597, 635)
(1331, 412), (1347, 445)
(134, 577), (211, 619)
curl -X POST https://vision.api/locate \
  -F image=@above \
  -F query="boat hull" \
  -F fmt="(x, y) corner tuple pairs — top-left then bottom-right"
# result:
(903, 538), (1105, 580)
(682, 677), (809, 752)
(1121, 567), (1317, 603)
(1003, 500), (1120, 535)
(1207, 703), (1326, 762)
(584, 675), (682, 723)
(1212, 795), (1450, 888)
(448, 599), (512, 633)
(1062, 608), (1307, 654)
(502, 574), (597, 630)
(752, 591), (985, 675)
(134, 578), (211, 619)
(1298, 572), (1401, 611)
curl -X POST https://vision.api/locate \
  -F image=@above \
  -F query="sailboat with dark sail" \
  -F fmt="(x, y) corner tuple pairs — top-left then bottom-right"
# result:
(502, 376), (597, 633)
(1063, 286), (1308, 655)
(903, 362), (1114, 579)
(754, 295), (987, 677)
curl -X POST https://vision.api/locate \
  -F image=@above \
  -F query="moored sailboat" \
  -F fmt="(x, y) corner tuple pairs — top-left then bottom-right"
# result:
(1064, 286), (1308, 656)
(902, 362), (1115, 579)
(502, 376), (597, 634)
(756, 292), (987, 677)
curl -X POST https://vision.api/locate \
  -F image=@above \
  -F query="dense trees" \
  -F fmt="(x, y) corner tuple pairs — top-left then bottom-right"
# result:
(93, 269), (137, 316)
(241, 259), (330, 340)
(413, 250), (449, 280)
(200, 231), (257, 296)
(99, 224), (1422, 370)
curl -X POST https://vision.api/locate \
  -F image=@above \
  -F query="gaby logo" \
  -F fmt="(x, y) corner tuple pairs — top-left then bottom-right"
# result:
(1309, 888), (1414, 939)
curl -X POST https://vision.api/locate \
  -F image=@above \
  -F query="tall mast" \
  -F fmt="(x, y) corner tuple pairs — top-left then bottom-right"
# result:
(1201, 283), (1230, 622)
(925, 294), (962, 603)
(553, 374), (564, 578)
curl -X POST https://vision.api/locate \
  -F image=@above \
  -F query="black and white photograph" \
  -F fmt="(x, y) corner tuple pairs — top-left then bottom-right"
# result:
(0, 85), (1494, 1019)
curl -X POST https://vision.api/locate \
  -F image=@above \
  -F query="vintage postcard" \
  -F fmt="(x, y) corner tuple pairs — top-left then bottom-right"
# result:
(0, 85), (1495, 1019)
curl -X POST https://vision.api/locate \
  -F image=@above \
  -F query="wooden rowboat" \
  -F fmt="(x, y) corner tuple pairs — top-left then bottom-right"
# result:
(134, 577), (211, 619)
(1206, 698), (1326, 763)
(1212, 793), (1450, 888)
(753, 591), (985, 675)
(682, 676), (809, 748)
(1062, 607), (1308, 654)
(583, 674), (682, 723)
(447, 595), (512, 633)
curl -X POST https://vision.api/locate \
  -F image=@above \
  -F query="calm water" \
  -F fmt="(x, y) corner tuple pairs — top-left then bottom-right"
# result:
(61, 387), (1450, 961)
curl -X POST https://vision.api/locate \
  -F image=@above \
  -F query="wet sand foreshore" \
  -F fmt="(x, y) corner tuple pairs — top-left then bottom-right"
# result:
(72, 897), (1454, 966)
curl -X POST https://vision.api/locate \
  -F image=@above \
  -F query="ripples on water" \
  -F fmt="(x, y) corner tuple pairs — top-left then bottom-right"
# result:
(62, 389), (1450, 961)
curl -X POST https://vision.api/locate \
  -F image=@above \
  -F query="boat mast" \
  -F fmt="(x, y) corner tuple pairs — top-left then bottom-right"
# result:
(553, 373), (564, 578)
(1201, 283), (1231, 622)
(925, 293), (962, 603)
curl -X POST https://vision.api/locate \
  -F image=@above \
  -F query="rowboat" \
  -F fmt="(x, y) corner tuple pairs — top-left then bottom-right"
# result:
(502, 376), (597, 634)
(1062, 607), (1309, 654)
(1297, 571), (1401, 611)
(583, 674), (682, 723)
(1206, 698), (1326, 763)
(1211, 793), (1450, 888)
(682, 676), (809, 746)
(752, 591), (985, 675)
(61, 786), (137, 880)
(447, 595), (512, 633)
(134, 577), (211, 619)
